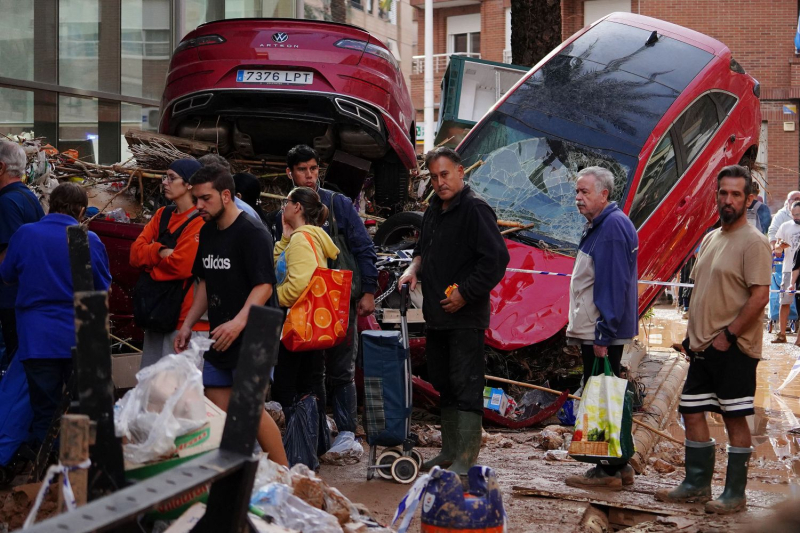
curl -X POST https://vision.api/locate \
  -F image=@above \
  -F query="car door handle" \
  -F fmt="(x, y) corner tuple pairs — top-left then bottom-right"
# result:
(676, 196), (691, 213)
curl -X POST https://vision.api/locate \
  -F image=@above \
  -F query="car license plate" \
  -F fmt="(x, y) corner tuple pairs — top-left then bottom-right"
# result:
(236, 70), (313, 85)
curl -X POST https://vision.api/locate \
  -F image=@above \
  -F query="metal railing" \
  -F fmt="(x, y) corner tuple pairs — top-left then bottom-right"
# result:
(411, 52), (481, 75)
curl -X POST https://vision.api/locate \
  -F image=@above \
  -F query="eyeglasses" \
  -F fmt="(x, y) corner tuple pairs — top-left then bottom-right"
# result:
(161, 174), (181, 184)
(281, 198), (294, 208)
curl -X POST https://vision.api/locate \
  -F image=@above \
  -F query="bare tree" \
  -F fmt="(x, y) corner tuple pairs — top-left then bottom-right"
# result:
(510, 0), (562, 67)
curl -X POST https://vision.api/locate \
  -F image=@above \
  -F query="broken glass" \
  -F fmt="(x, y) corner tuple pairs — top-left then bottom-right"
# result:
(463, 113), (633, 250)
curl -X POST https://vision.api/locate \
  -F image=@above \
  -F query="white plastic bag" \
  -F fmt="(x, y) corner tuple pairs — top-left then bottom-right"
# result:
(320, 431), (363, 465)
(114, 338), (212, 464)
(250, 483), (343, 533)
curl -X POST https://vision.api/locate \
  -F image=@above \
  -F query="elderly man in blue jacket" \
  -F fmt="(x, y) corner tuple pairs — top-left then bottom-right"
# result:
(271, 145), (378, 451)
(564, 166), (639, 491)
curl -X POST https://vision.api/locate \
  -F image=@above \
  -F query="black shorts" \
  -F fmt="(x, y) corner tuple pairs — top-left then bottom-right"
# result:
(678, 341), (759, 418)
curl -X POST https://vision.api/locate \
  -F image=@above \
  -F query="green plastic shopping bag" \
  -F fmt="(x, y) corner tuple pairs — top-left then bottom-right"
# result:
(568, 358), (635, 465)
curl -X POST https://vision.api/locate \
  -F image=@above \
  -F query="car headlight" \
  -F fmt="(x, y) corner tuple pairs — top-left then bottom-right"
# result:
(174, 34), (226, 54)
(335, 39), (399, 70)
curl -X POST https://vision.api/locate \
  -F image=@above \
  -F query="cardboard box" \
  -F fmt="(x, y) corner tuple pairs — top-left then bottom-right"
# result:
(111, 352), (142, 389)
(483, 387), (509, 414)
(124, 397), (227, 519)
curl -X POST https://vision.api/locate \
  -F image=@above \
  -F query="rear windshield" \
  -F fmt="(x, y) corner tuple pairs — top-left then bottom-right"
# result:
(504, 21), (714, 150)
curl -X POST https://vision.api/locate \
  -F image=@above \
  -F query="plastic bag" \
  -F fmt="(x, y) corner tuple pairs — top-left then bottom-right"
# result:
(320, 431), (363, 466)
(114, 337), (212, 464)
(568, 358), (634, 464)
(253, 453), (292, 491)
(250, 483), (343, 533)
(284, 395), (320, 470)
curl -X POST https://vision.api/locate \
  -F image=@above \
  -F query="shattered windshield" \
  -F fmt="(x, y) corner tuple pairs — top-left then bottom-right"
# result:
(461, 112), (634, 250)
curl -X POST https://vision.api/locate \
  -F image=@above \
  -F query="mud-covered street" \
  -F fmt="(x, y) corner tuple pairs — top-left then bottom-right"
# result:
(319, 305), (800, 531)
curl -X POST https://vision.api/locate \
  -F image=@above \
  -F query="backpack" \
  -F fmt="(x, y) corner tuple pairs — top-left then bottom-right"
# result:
(133, 206), (200, 333)
(746, 200), (764, 233)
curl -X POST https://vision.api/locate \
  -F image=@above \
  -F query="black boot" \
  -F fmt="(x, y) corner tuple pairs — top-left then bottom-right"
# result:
(705, 446), (752, 514)
(655, 439), (716, 503)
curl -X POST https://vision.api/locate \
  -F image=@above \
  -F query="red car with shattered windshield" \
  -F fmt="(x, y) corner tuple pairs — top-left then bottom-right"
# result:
(159, 18), (416, 211)
(457, 13), (761, 351)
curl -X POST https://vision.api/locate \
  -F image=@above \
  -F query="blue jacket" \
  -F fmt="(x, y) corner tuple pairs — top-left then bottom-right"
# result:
(0, 182), (45, 308)
(0, 214), (111, 360)
(270, 189), (378, 295)
(566, 203), (639, 345)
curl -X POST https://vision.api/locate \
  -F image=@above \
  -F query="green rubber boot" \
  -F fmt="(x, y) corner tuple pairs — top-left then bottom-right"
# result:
(422, 408), (457, 471)
(655, 439), (716, 503)
(448, 411), (483, 476)
(705, 446), (752, 515)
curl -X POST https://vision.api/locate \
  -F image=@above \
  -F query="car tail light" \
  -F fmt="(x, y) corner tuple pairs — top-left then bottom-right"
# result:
(174, 34), (226, 54)
(335, 39), (398, 70)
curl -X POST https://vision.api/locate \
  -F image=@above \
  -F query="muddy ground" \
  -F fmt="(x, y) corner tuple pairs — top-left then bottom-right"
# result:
(319, 306), (800, 531)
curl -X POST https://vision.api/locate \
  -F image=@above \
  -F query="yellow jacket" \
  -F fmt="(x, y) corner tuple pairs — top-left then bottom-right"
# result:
(274, 225), (340, 308)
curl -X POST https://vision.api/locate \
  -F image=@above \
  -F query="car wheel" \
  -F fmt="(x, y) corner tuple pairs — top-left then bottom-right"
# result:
(374, 154), (410, 214)
(373, 211), (423, 248)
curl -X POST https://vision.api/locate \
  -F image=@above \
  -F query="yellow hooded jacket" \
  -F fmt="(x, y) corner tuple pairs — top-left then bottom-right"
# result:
(274, 225), (340, 308)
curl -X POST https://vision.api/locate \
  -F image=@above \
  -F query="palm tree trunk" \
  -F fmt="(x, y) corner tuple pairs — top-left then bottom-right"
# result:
(330, 0), (348, 22)
(510, 0), (562, 67)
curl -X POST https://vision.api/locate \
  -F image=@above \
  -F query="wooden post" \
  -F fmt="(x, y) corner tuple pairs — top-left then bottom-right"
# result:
(58, 415), (92, 511)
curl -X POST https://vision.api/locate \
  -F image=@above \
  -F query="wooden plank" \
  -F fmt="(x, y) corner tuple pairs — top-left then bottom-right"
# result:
(124, 129), (217, 156)
(58, 415), (91, 511)
(511, 486), (697, 517)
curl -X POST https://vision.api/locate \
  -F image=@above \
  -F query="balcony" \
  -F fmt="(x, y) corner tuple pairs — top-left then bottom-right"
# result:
(503, 49), (512, 64)
(411, 52), (480, 75)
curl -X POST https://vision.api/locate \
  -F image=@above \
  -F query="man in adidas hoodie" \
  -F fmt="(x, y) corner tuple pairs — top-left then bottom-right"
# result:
(564, 166), (639, 491)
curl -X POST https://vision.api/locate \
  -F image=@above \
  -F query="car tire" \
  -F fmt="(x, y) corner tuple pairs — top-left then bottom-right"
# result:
(374, 154), (410, 213)
(373, 211), (423, 248)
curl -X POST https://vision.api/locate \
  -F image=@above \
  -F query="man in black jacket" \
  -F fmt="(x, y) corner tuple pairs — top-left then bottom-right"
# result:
(400, 147), (509, 475)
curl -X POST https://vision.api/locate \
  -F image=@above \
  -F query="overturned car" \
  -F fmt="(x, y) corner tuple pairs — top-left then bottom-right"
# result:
(374, 13), (761, 359)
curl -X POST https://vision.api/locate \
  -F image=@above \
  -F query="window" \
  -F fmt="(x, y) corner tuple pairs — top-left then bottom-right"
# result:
(453, 33), (480, 55)
(0, 87), (34, 135)
(59, 0), (100, 91)
(122, 0), (171, 100)
(59, 95), (99, 163)
(712, 92), (738, 115)
(351, 0), (363, 10)
(678, 95), (719, 167)
(583, 0), (631, 26)
(0, 2), (34, 81)
(629, 134), (678, 228)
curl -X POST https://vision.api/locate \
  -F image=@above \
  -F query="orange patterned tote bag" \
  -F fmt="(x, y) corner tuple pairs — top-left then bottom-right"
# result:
(281, 232), (353, 352)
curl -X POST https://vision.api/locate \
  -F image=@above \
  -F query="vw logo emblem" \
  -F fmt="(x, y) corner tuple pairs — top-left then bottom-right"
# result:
(272, 32), (289, 43)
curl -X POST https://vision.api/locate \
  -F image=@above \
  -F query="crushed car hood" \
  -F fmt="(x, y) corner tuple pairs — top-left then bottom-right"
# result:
(486, 239), (574, 351)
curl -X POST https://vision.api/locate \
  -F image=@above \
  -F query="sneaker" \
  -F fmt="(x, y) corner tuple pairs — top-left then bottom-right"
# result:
(565, 466), (622, 491)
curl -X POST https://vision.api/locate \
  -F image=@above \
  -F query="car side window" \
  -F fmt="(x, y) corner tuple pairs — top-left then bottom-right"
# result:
(679, 95), (720, 166)
(712, 92), (737, 115)
(629, 134), (679, 228)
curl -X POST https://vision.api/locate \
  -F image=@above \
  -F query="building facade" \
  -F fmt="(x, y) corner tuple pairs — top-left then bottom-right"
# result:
(408, 0), (513, 143)
(0, 0), (415, 165)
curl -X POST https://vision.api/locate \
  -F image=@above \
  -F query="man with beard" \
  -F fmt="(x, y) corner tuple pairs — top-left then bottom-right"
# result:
(656, 165), (770, 514)
(174, 163), (288, 466)
(563, 167), (639, 491)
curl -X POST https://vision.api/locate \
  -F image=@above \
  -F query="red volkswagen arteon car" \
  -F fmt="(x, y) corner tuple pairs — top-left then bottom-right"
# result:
(454, 13), (762, 351)
(159, 19), (416, 210)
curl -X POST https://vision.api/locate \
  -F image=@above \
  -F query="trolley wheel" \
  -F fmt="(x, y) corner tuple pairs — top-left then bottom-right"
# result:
(409, 449), (424, 468)
(376, 450), (401, 480)
(768, 320), (774, 333)
(391, 457), (419, 484)
(366, 445), (378, 481)
(792, 320), (797, 334)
